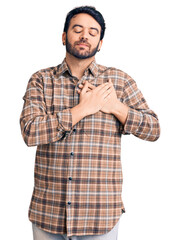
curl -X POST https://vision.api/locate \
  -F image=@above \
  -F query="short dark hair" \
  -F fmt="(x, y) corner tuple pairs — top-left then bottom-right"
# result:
(63, 6), (106, 40)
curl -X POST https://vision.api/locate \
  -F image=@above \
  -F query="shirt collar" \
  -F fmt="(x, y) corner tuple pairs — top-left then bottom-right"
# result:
(87, 60), (99, 77)
(56, 58), (69, 76)
(56, 58), (99, 78)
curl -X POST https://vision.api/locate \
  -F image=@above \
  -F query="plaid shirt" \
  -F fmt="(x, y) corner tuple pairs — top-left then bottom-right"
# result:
(20, 58), (160, 237)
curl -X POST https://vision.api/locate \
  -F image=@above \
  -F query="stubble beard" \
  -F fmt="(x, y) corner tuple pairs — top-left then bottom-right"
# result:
(65, 36), (100, 59)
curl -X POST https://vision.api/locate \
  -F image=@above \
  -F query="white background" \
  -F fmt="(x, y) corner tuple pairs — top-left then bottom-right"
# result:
(0, 0), (179, 239)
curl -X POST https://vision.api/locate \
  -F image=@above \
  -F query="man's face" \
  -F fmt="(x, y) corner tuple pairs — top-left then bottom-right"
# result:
(63, 13), (103, 59)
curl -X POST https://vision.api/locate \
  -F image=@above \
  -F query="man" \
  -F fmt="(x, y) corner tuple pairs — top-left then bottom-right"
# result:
(20, 6), (160, 240)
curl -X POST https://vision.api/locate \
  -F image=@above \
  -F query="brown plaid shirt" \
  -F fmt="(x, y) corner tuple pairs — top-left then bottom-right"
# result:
(20, 58), (160, 237)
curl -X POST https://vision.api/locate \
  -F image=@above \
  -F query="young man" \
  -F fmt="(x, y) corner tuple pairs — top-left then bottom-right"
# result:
(20, 6), (160, 240)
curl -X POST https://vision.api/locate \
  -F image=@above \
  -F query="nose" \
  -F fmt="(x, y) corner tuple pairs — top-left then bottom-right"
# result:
(79, 29), (88, 41)
(80, 36), (87, 42)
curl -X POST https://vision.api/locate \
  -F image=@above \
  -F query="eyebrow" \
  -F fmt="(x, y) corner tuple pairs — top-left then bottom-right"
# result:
(72, 24), (99, 34)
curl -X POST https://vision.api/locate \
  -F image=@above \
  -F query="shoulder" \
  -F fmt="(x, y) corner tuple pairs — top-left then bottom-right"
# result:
(30, 65), (58, 79)
(27, 64), (60, 88)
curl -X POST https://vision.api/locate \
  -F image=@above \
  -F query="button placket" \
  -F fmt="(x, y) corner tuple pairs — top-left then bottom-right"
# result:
(67, 123), (76, 211)
(67, 151), (74, 206)
(66, 76), (86, 233)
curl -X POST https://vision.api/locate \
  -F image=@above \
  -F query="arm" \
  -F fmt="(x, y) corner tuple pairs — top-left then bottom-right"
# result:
(19, 73), (85, 147)
(116, 77), (160, 141)
(111, 101), (129, 125)
(77, 79), (160, 141)
(20, 75), (111, 147)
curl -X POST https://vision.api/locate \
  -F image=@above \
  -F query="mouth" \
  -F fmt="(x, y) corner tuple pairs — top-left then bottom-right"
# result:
(77, 43), (89, 48)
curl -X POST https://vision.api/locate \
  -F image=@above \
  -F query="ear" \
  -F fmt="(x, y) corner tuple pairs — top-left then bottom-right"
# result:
(62, 32), (66, 45)
(98, 39), (103, 51)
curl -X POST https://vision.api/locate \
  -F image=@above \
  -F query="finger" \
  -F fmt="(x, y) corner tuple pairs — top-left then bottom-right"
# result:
(107, 79), (113, 87)
(78, 85), (93, 94)
(77, 89), (81, 94)
(81, 81), (89, 95)
(78, 81), (85, 90)
(104, 87), (113, 98)
(79, 82), (96, 90)
(78, 84), (83, 89)
(100, 85), (113, 100)
(78, 88), (89, 94)
(97, 83), (112, 95)
(93, 82), (110, 93)
(78, 83), (86, 88)
(87, 82), (96, 89)
(79, 85), (95, 93)
(103, 86), (113, 98)
(78, 87), (91, 93)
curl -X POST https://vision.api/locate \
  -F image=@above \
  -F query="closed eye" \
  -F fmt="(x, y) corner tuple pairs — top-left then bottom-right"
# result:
(72, 25), (98, 37)
(89, 33), (96, 37)
(74, 31), (96, 37)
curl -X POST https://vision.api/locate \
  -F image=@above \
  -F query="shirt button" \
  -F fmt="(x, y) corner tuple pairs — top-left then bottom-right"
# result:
(70, 152), (74, 156)
(69, 177), (72, 180)
(68, 201), (71, 205)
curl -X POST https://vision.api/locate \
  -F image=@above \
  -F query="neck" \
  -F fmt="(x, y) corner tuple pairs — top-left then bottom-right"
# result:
(65, 53), (95, 79)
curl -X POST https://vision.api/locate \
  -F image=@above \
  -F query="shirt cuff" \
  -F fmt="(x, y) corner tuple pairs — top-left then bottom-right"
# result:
(121, 107), (143, 135)
(56, 108), (73, 134)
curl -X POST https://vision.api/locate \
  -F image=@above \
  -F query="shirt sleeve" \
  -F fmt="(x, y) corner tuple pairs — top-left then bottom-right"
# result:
(19, 73), (73, 147)
(120, 77), (160, 141)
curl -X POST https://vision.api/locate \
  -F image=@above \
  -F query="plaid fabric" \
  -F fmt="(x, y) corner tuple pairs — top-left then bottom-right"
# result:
(20, 58), (160, 237)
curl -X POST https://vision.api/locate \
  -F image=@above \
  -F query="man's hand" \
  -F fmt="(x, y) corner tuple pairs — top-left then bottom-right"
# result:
(77, 79), (118, 114)
(77, 80), (113, 116)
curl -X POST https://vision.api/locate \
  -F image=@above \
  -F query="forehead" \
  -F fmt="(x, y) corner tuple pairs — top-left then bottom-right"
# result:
(69, 13), (101, 30)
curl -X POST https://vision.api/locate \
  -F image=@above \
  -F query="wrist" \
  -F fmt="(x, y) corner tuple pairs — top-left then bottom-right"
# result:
(70, 103), (88, 127)
(112, 100), (129, 125)
(111, 100), (121, 115)
(76, 102), (88, 118)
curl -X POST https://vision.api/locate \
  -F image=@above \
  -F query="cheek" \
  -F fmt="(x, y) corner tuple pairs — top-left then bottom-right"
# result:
(91, 41), (99, 50)
(67, 32), (77, 44)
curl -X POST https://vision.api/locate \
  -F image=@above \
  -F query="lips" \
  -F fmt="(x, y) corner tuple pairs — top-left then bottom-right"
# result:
(76, 41), (90, 47)
(77, 43), (89, 47)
